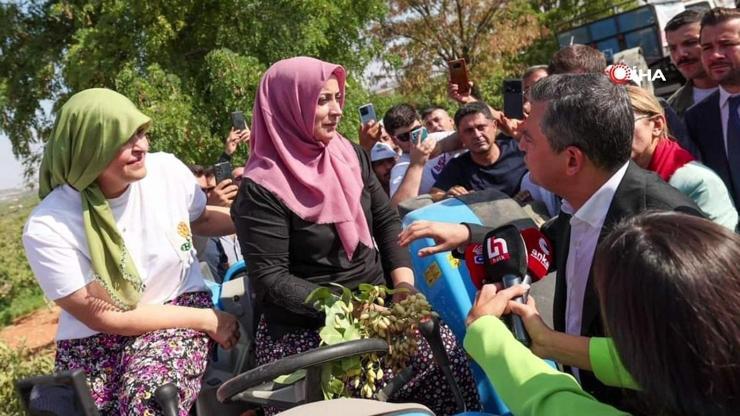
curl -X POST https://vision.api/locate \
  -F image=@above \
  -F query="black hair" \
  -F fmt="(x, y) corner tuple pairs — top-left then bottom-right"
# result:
(548, 44), (607, 75)
(665, 9), (704, 32)
(453, 101), (493, 128)
(188, 164), (214, 177)
(420, 105), (448, 121)
(700, 7), (740, 32)
(594, 212), (740, 416)
(528, 73), (632, 171)
(382, 104), (419, 136)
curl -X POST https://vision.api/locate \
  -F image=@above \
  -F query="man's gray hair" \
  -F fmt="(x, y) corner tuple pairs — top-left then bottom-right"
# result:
(528, 73), (633, 171)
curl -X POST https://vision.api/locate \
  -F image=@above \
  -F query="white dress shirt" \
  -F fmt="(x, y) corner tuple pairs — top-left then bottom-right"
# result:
(561, 162), (629, 380)
(560, 162), (629, 377)
(718, 86), (740, 155)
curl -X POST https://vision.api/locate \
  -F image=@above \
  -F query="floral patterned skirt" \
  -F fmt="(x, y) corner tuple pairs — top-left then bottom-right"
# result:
(255, 317), (481, 416)
(54, 292), (213, 416)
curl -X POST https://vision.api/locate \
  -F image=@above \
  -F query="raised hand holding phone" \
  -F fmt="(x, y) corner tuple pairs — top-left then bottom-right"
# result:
(230, 111), (247, 131)
(359, 103), (377, 125)
(410, 126), (429, 145)
(448, 59), (476, 104)
(448, 59), (470, 94)
(409, 128), (434, 167)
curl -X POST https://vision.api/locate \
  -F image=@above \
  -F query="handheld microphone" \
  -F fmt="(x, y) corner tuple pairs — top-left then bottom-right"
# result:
(482, 224), (530, 345)
(518, 227), (553, 308)
(520, 227), (553, 284)
(463, 243), (487, 289)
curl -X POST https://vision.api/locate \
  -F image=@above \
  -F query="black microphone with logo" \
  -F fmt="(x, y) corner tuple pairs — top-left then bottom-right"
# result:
(479, 224), (554, 346)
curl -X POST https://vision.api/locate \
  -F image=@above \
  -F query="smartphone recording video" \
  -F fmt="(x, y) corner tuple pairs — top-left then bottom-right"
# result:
(448, 59), (470, 95)
(410, 126), (429, 145)
(230, 111), (247, 131)
(503, 79), (524, 120)
(359, 103), (377, 125)
(213, 161), (233, 185)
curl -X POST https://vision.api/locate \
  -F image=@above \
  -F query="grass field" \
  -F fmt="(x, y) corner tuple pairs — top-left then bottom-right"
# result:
(0, 190), (56, 414)
(0, 191), (46, 328)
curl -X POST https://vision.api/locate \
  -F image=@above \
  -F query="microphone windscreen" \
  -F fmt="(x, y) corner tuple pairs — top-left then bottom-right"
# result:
(520, 227), (553, 282)
(483, 224), (527, 283)
(464, 243), (487, 289)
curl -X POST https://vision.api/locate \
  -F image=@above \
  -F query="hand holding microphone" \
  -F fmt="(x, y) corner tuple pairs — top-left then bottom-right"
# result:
(463, 224), (553, 346)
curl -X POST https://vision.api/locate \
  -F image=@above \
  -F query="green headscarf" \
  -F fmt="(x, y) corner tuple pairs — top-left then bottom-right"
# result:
(39, 88), (152, 310)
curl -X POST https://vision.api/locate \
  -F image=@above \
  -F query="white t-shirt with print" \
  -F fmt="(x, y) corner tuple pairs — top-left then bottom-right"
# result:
(23, 152), (209, 340)
(389, 131), (460, 197)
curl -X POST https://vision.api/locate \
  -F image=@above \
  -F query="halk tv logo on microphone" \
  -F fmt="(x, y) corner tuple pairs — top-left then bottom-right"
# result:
(606, 63), (666, 85)
(486, 237), (510, 264)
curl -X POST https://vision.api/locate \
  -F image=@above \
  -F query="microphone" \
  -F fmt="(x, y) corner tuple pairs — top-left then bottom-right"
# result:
(482, 224), (530, 345)
(518, 227), (553, 307)
(463, 243), (487, 289)
(520, 227), (552, 283)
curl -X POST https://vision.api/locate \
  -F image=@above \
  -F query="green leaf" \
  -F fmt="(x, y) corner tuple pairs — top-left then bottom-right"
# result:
(340, 356), (361, 373)
(320, 365), (334, 400)
(305, 287), (335, 307)
(358, 283), (376, 292)
(273, 369), (306, 385)
(327, 377), (345, 396)
(319, 324), (344, 345)
(342, 323), (361, 341)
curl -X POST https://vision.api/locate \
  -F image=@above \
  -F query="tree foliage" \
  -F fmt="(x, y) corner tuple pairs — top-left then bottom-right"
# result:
(0, 0), (387, 175)
(373, 0), (636, 107)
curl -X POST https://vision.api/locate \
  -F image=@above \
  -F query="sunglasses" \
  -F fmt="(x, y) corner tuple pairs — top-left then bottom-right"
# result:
(394, 124), (422, 142)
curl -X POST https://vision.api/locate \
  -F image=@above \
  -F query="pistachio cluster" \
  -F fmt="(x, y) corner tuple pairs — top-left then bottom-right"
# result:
(307, 283), (437, 400)
(355, 287), (436, 372)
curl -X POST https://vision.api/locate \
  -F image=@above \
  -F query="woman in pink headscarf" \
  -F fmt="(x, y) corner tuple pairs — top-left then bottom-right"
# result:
(231, 57), (479, 414)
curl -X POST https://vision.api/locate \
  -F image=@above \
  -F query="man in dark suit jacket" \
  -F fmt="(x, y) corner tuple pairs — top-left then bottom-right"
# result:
(665, 9), (719, 120)
(399, 74), (702, 411)
(684, 8), (740, 210)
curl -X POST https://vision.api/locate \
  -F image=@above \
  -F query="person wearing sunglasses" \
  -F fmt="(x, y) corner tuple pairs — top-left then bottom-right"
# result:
(628, 85), (737, 230)
(382, 103), (461, 208)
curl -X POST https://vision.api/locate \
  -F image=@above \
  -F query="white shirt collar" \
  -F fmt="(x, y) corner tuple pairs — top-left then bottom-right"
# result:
(561, 162), (629, 228)
(718, 85), (738, 109)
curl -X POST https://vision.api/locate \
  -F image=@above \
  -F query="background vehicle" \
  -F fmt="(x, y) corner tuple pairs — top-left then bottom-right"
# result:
(556, 0), (735, 96)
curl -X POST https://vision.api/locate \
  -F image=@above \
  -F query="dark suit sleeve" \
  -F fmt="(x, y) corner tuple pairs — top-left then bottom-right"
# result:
(465, 223), (491, 245)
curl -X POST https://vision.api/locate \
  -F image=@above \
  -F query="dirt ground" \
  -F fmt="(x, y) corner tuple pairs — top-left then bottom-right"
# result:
(0, 305), (59, 352)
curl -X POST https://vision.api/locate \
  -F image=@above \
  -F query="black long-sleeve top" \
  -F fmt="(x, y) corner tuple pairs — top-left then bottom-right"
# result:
(231, 144), (411, 336)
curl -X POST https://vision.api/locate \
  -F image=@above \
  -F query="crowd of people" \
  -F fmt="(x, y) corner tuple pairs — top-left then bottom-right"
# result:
(20, 5), (740, 416)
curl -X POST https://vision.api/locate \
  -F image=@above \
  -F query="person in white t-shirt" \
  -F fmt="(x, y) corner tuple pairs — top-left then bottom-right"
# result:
(383, 103), (460, 208)
(23, 88), (238, 414)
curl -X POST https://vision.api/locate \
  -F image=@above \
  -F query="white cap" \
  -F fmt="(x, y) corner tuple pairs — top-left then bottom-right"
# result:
(370, 142), (398, 162)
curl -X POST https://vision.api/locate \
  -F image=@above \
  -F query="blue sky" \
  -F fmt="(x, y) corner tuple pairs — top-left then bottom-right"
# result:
(0, 133), (27, 190)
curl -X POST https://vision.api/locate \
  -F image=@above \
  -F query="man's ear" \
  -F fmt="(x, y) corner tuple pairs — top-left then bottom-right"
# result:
(564, 146), (585, 177)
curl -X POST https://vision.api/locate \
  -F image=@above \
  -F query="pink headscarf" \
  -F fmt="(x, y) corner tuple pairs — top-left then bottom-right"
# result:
(244, 57), (373, 259)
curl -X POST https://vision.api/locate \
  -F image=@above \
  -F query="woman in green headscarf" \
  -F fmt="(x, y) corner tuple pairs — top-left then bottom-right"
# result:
(23, 88), (239, 414)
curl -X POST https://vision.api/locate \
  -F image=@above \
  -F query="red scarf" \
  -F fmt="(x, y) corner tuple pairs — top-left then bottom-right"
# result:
(647, 139), (694, 182)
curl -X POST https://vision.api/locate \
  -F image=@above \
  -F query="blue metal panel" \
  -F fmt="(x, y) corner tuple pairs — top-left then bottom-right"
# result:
(402, 198), (511, 416)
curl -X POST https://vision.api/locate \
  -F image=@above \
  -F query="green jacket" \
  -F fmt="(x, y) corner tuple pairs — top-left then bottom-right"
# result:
(589, 338), (637, 389)
(464, 316), (631, 416)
